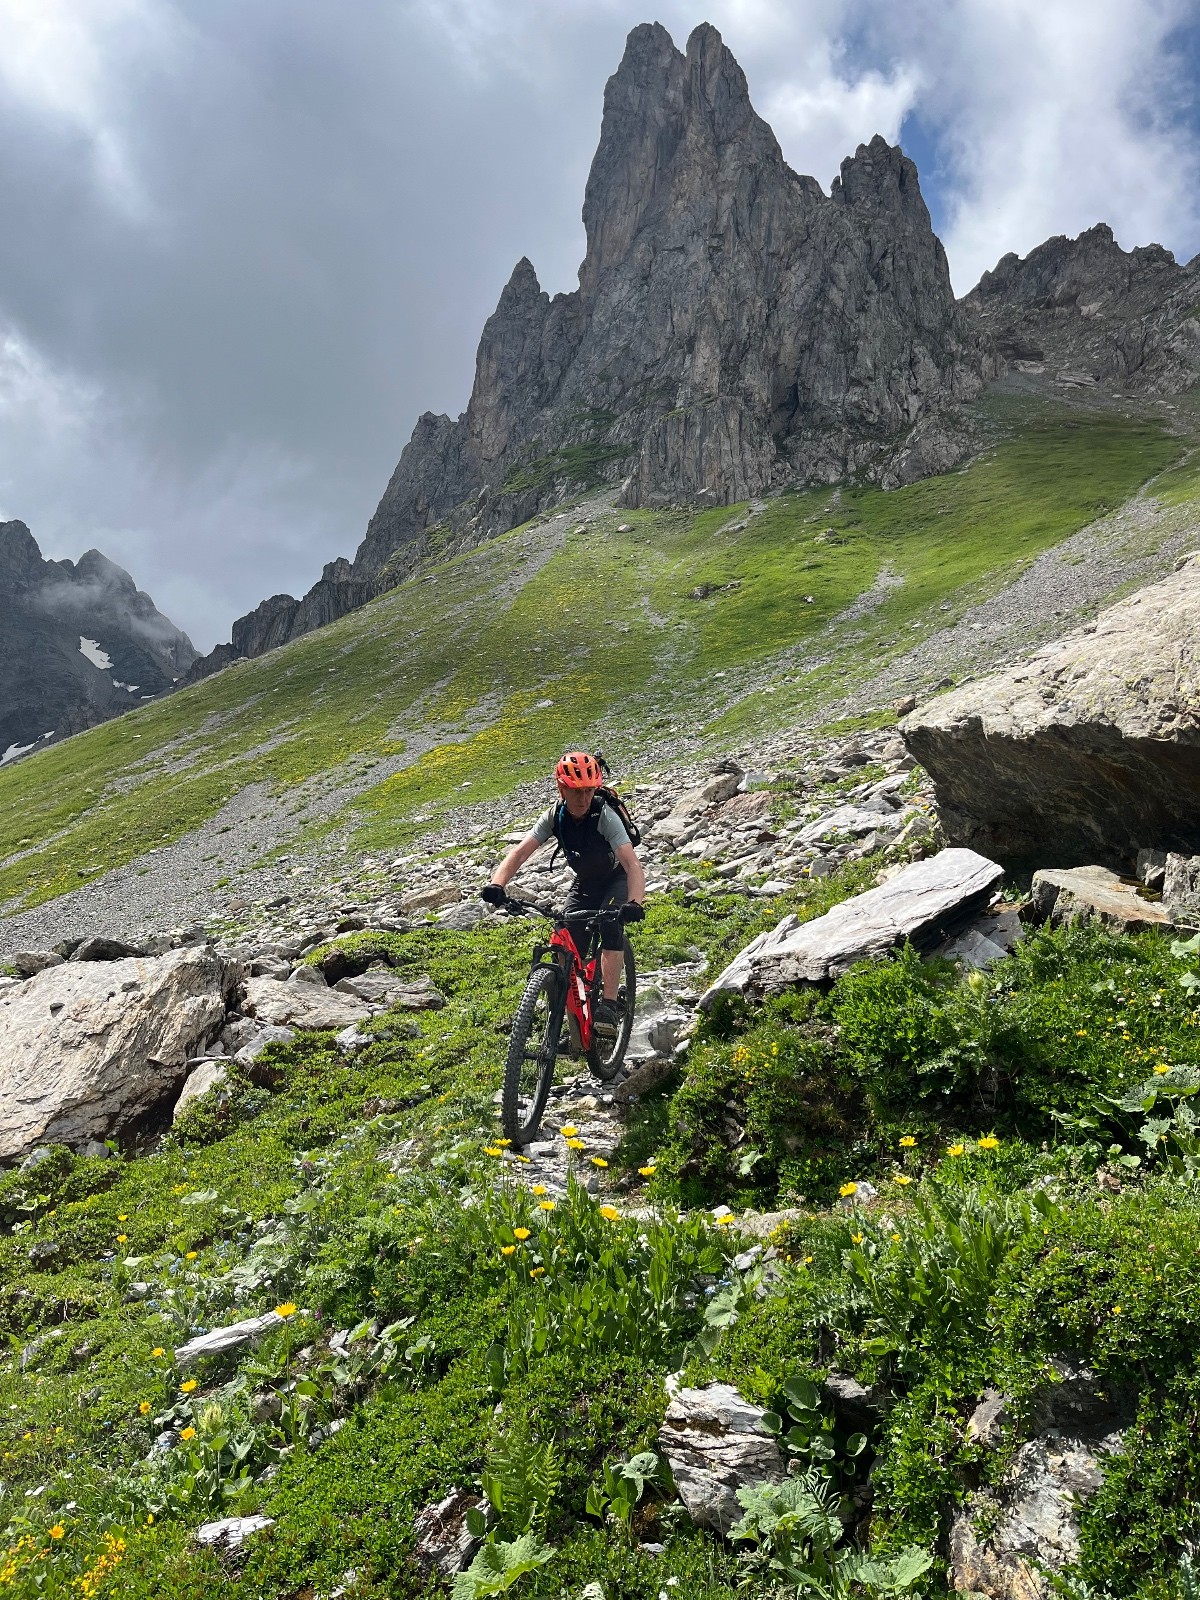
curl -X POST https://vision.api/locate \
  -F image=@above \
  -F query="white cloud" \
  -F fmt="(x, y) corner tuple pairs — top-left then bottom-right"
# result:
(870, 0), (1200, 288)
(0, 0), (172, 217)
(762, 57), (920, 189)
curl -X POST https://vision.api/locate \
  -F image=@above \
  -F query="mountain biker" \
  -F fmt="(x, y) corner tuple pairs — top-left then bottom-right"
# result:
(482, 751), (646, 1036)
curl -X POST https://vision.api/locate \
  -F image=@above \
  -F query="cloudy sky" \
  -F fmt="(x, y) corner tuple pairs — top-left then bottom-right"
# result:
(1, 0), (1197, 649)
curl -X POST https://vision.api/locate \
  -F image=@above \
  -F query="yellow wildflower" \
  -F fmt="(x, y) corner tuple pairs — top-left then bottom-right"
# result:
(532, 1184), (548, 1195)
(838, 1182), (858, 1198)
(117, 1214), (127, 1222)
(529, 1266), (545, 1278)
(1153, 1064), (1172, 1075)
(977, 1136), (1000, 1151)
(484, 1146), (503, 1157)
(501, 1245), (516, 1257)
(599, 1205), (620, 1221)
(49, 1525), (64, 1540)
(539, 1200), (556, 1211)
(890, 1232), (901, 1243)
(1112, 1305), (1122, 1316)
(893, 1174), (913, 1186)
(179, 1379), (198, 1394)
(715, 1213), (735, 1226)
(139, 1401), (151, 1416)
(151, 1348), (165, 1358)
(851, 1232), (864, 1245)
(560, 1125), (578, 1138)
(899, 1136), (916, 1148)
(638, 1164), (657, 1177)
(116, 1234), (127, 1244)
(947, 1143), (965, 1157)
(185, 1250), (198, 1261)
(274, 1302), (298, 1319)
(513, 1227), (531, 1241)
(180, 1426), (197, 1441)
(590, 1156), (608, 1169)
(566, 1138), (585, 1151)
(496, 1138), (512, 1147)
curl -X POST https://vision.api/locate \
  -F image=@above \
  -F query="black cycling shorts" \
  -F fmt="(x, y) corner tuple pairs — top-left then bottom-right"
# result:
(565, 869), (628, 951)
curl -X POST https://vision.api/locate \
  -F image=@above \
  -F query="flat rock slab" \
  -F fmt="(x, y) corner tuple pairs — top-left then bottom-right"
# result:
(903, 552), (1200, 868)
(195, 1515), (274, 1551)
(659, 1383), (784, 1533)
(175, 1310), (287, 1371)
(1026, 865), (1176, 934)
(333, 972), (446, 1008)
(701, 847), (1004, 1005)
(0, 948), (239, 1163)
(243, 976), (370, 1030)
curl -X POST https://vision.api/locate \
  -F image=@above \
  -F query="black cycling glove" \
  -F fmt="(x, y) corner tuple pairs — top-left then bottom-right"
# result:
(619, 901), (645, 924)
(481, 883), (507, 906)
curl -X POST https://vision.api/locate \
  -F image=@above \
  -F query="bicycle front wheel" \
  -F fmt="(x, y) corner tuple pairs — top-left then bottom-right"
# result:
(501, 966), (564, 1145)
(587, 936), (636, 1082)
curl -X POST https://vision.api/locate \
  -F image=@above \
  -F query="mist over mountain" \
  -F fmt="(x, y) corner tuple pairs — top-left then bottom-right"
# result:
(0, 521), (196, 763)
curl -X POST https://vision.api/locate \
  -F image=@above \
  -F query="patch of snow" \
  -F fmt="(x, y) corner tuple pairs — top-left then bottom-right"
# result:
(42, 731), (54, 740)
(1, 741), (36, 765)
(79, 636), (113, 670)
(112, 680), (139, 692)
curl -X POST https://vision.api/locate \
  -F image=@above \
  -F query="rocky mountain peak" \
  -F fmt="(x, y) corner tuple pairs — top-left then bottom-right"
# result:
(966, 221), (1199, 389)
(0, 519), (43, 583)
(0, 523), (196, 760)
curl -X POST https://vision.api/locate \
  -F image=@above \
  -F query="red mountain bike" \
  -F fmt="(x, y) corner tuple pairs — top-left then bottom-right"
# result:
(497, 897), (636, 1146)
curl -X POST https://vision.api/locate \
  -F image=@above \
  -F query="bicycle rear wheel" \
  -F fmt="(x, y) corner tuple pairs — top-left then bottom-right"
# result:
(587, 936), (636, 1082)
(501, 966), (564, 1145)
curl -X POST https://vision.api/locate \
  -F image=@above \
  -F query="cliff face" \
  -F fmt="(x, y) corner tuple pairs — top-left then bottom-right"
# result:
(357, 22), (989, 581)
(965, 223), (1200, 392)
(0, 521), (197, 760)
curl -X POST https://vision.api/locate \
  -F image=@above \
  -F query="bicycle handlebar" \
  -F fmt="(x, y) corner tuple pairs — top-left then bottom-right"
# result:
(489, 891), (621, 930)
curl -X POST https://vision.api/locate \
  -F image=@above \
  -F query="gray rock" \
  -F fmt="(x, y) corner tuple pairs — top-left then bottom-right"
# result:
(233, 1024), (296, 1064)
(412, 1487), (491, 1576)
(70, 936), (145, 962)
(173, 1059), (230, 1121)
(659, 1382), (785, 1533)
(700, 847), (1004, 1004)
(175, 1310), (290, 1371)
(948, 1434), (1118, 1598)
(400, 885), (462, 914)
(9, 950), (64, 977)
(287, 963), (327, 987)
(0, 948), (240, 1163)
(1026, 865), (1175, 935)
(903, 554), (1200, 868)
(243, 976), (371, 1031)
(194, 1515), (274, 1551)
(437, 901), (489, 931)
(1163, 853), (1200, 925)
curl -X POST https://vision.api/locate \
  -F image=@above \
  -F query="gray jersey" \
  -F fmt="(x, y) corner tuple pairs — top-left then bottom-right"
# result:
(530, 801), (631, 852)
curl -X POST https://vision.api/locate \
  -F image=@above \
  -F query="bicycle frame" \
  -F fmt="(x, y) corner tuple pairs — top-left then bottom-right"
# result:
(527, 909), (618, 1056)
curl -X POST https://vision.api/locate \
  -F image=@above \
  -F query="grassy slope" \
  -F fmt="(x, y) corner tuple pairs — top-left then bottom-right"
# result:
(0, 396), (1188, 914)
(2, 872), (1200, 1597)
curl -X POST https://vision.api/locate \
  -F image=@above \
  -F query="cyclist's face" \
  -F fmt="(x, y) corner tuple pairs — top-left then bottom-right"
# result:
(559, 782), (597, 817)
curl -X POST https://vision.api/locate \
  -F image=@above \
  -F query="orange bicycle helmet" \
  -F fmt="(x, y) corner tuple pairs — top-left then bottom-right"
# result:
(555, 750), (602, 789)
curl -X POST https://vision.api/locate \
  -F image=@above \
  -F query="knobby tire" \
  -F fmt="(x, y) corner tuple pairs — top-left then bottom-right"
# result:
(587, 935), (636, 1082)
(501, 965), (564, 1145)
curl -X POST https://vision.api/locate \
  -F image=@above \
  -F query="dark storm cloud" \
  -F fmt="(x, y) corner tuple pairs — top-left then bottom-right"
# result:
(0, 0), (1197, 647)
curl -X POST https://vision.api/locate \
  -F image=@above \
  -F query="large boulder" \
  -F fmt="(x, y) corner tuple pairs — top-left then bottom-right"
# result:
(700, 847), (1003, 1005)
(242, 976), (370, 1031)
(902, 553), (1200, 869)
(0, 948), (240, 1163)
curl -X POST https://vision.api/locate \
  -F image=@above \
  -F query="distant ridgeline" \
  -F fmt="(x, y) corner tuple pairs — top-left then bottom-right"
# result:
(0, 521), (197, 763)
(182, 20), (1199, 682)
